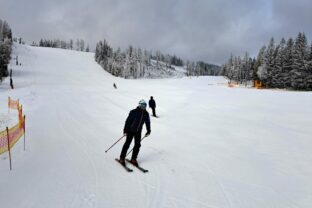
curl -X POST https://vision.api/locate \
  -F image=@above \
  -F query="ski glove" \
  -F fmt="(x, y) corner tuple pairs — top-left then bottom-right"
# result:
(145, 131), (151, 137)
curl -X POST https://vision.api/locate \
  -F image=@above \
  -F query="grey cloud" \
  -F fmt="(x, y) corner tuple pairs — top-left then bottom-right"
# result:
(0, 0), (311, 64)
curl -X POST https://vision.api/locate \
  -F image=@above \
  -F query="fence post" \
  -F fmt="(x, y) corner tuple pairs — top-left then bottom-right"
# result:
(23, 115), (26, 151)
(6, 127), (12, 170)
(8, 97), (10, 114)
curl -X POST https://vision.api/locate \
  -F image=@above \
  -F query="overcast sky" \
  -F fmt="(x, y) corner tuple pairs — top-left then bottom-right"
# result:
(1, 0), (312, 64)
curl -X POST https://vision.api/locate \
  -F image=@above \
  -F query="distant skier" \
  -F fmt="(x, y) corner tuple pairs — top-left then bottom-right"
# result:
(10, 77), (14, 89)
(9, 69), (14, 89)
(149, 96), (157, 117)
(113, 83), (117, 89)
(119, 99), (151, 165)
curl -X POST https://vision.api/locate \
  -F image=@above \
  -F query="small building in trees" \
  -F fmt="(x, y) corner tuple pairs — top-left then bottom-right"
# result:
(253, 79), (263, 89)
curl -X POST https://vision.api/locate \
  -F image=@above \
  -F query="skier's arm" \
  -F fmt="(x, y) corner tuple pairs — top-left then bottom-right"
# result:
(124, 111), (134, 134)
(145, 113), (151, 135)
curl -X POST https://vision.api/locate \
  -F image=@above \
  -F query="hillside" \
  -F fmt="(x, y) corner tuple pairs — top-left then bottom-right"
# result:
(0, 44), (312, 208)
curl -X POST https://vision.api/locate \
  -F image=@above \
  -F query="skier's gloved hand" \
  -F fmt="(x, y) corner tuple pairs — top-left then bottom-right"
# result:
(123, 130), (127, 136)
(145, 130), (151, 137)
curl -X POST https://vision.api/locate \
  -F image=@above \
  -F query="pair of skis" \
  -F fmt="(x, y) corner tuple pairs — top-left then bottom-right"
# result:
(115, 158), (148, 173)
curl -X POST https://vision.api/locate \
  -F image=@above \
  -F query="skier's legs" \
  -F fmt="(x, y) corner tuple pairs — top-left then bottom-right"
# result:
(120, 133), (134, 159)
(131, 132), (142, 160)
(152, 107), (156, 116)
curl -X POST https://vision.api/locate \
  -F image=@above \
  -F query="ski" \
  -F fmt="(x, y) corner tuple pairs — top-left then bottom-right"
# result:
(115, 158), (133, 172)
(126, 159), (149, 173)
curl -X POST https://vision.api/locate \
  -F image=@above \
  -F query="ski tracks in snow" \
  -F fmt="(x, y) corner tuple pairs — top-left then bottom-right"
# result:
(136, 149), (221, 208)
(52, 94), (100, 207)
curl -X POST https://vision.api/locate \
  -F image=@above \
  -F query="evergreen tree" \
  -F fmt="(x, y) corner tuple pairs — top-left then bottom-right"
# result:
(69, 39), (73, 50)
(307, 42), (312, 90)
(250, 58), (258, 80)
(79, 39), (85, 51)
(272, 38), (286, 88)
(241, 52), (250, 84)
(220, 54), (230, 78)
(0, 19), (12, 80)
(263, 37), (275, 87)
(281, 38), (294, 88)
(255, 46), (266, 82)
(291, 32), (309, 90)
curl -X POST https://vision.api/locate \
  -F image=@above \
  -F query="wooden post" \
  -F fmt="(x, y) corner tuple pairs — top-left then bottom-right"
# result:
(6, 127), (12, 171)
(8, 97), (10, 114)
(23, 115), (26, 151)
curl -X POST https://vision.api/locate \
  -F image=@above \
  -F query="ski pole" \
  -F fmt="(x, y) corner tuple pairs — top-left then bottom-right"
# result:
(105, 135), (126, 153)
(126, 135), (148, 156)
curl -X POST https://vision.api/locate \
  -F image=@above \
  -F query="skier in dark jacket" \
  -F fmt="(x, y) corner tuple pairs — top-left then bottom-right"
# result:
(119, 99), (151, 165)
(148, 96), (156, 117)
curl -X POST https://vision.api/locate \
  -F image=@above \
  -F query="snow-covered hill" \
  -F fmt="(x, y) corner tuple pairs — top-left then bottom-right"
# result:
(0, 44), (312, 208)
(148, 59), (186, 78)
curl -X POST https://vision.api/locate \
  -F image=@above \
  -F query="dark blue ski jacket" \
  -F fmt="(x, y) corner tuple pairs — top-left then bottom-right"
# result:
(149, 99), (156, 108)
(124, 107), (151, 134)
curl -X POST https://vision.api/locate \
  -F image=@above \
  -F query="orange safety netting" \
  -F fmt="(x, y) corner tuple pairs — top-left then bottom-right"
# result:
(8, 97), (19, 110)
(0, 123), (24, 155)
(1, 99), (25, 155)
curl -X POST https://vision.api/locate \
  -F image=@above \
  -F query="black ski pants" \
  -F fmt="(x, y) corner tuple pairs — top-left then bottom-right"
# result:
(151, 107), (156, 117)
(120, 132), (141, 160)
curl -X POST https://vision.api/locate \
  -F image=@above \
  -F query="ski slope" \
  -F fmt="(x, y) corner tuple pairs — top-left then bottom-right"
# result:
(1, 44), (312, 208)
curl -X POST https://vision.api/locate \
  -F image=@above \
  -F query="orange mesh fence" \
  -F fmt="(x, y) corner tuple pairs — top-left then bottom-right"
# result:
(0, 123), (24, 155)
(0, 128), (8, 155)
(18, 106), (23, 127)
(1, 99), (25, 155)
(8, 97), (19, 110)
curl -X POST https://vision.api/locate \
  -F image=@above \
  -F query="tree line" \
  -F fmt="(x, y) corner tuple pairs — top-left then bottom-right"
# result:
(95, 39), (186, 78)
(186, 61), (220, 76)
(0, 18), (13, 81)
(37, 39), (90, 52)
(95, 39), (220, 78)
(221, 32), (312, 90)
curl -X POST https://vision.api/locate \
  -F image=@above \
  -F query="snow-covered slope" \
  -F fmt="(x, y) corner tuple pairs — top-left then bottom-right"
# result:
(148, 59), (186, 78)
(0, 44), (312, 208)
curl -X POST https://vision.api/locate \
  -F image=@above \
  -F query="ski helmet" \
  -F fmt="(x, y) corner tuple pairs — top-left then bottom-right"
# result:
(138, 99), (147, 109)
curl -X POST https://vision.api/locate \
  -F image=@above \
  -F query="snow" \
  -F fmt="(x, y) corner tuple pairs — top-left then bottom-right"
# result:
(0, 112), (18, 131)
(147, 59), (186, 78)
(1, 44), (312, 208)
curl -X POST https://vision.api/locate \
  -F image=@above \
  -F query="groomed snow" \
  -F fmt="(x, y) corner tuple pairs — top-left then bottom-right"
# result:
(0, 44), (312, 208)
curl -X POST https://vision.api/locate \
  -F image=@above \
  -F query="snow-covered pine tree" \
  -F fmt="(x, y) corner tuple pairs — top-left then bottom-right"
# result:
(186, 61), (195, 76)
(281, 38), (294, 88)
(291, 32), (309, 90)
(234, 56), (242, 83)
(250, 57), (258, 81)
(80, 39), (85, 51)
(124, 45), (133, 78)
(246, 57), (253, 81)
(0, 19), (12, 80)
(228, 54), (235, 81)
(75, 39), (80, 51)
(263, 37), (276, 87)
(272, 38), (286, 88)
(255, 46), (266, 84)
(143, 49), (150, 76)
(114, 47), (125, 76)
(241, 52), (250, 84)
(307, 42), (312, 90)
(69, 39), (73, 50)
